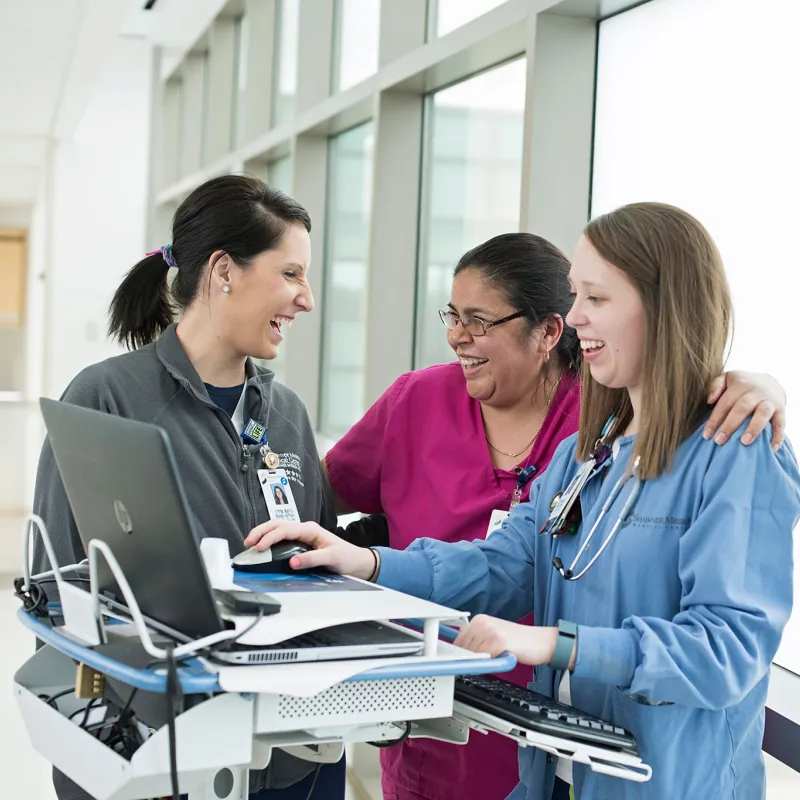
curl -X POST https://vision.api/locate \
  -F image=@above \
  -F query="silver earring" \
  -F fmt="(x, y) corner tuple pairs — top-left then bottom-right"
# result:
(222, 285), (230, 294)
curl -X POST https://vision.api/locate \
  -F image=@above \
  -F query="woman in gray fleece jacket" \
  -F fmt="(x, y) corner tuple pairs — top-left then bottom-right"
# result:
(32, 175), (344, 800)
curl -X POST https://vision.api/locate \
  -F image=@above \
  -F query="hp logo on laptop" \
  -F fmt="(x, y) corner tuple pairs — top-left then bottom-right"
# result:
(113, 500), (134, 535)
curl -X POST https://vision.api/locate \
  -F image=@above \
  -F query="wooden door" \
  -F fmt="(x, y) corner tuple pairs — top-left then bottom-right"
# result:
(0, 229), (26, 328)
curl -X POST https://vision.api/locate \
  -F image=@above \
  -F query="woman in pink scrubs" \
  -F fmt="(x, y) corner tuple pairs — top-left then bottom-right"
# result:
(323, 233), (786, 800)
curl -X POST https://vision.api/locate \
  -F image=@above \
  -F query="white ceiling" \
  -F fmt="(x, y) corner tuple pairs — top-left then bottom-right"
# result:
(0, 0), (225, 207)
(0, 0), (85, 138)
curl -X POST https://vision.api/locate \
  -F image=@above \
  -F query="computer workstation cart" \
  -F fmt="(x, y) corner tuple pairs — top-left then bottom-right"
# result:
(13, 535), (651, 799)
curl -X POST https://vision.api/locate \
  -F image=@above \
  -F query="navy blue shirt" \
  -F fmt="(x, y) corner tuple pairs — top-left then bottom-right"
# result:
(204, 382), (244, 417)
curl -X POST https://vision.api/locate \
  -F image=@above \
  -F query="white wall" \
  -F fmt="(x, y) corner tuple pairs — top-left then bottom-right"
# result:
(44, 36), (153, 397)
(25, 176), (48, 402)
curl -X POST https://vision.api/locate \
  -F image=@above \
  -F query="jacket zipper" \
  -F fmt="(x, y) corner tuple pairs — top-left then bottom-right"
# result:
(235, 426), (257, 533)
(173, 374), (263, 536)
(190, 390), (258, 534)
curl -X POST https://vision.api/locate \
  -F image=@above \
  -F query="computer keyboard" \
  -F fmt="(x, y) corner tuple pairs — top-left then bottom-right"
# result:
(232, 620), (418, 650)
(455, 675), (638, 754)
(285, 621), (408, 648)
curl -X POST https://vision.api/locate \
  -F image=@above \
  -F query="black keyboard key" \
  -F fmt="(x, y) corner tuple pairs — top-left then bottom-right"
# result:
(454, 675), (638, 756)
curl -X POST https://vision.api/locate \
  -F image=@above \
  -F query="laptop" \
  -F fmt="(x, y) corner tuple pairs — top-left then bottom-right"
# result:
(39, 398), (423, 662)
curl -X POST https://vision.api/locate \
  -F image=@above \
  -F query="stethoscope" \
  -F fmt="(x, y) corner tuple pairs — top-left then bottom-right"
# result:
(548, 416), (644, 581)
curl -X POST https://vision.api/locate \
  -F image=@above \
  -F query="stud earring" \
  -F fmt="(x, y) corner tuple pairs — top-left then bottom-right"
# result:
(222, 285), (230, 294)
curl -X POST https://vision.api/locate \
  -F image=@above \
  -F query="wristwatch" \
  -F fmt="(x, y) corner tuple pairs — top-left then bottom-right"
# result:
(549, 619), (578, 671)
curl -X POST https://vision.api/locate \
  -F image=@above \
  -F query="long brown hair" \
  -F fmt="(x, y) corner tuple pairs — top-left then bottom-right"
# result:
(576, 202), (732, 479)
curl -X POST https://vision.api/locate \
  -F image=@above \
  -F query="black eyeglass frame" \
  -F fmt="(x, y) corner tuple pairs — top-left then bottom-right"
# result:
(438, 309), (526, 337)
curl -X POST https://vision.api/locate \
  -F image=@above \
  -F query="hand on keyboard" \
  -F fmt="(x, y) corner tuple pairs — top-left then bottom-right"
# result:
(454, 615), (565, 667)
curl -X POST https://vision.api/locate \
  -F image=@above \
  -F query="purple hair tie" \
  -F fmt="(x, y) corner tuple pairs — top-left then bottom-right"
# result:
(146, 243), (177, 269)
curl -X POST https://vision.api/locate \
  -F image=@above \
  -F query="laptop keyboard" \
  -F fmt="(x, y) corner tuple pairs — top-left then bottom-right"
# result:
(233, 620), (420, 651)
(455, 675), (638, 754)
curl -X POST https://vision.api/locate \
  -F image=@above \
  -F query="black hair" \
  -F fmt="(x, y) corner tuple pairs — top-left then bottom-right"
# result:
(454, 232), (581, 373)
(108, 174), (312, 349)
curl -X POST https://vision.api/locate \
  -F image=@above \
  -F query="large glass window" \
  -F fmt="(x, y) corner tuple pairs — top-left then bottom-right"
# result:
(333, 0), (380, 92)
(230, 15), (249, 148)
(414, 58), (526, 369)
(319, 123), (375, 436)
(272, 0), (298, 126)
(430, 0), (508, 39)
(199, 53), (211, 164)
(592, 0), (800, 681)
(267, 156), (292, 194)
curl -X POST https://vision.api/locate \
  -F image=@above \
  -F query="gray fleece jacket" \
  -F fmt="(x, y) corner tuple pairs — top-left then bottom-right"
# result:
(32, 323), (336, 797)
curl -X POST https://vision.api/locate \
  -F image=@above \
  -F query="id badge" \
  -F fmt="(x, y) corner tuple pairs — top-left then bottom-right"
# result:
(486, 509), (510, 538)
(258, 469), (300, 524)
(539, 459), (593, 536)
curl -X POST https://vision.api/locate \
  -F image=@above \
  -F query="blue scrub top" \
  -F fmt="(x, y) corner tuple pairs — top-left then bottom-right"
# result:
(377, 421), (800, 799)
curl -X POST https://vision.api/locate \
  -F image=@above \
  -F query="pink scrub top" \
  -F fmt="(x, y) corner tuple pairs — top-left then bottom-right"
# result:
(325, 363), (582, 800)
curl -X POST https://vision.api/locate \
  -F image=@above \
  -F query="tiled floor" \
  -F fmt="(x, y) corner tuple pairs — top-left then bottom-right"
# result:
(1, 403), (798, 799)
(2, 580), (58, 799)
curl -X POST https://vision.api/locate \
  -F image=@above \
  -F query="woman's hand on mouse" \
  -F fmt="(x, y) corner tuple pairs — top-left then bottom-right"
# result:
(244, 520), (376, 579)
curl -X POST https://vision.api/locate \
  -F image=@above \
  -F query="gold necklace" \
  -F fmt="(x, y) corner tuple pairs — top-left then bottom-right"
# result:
(485, 374), (562, 459)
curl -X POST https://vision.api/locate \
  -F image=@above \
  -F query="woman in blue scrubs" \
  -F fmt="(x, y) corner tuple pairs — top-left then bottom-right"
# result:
(246, 202), (800, 799)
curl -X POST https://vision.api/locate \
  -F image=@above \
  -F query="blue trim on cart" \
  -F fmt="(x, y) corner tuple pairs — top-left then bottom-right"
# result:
(18, 608), (220, 694)
(17, 609), (516, 695)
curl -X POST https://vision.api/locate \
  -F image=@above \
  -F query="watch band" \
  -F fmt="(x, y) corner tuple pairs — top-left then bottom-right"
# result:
(549, 619), (578, 671)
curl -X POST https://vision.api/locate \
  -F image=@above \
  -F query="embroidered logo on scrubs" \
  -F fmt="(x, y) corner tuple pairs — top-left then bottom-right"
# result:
(276, 452), (304, 487)
(622, 514), (691, 530)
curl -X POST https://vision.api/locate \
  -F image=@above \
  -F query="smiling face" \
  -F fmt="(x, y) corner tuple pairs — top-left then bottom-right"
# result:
(565, 235), (646, 393)
(446, 269), (547, 408)
(214, 223), (314, 360)
(571, 202), (733, 478)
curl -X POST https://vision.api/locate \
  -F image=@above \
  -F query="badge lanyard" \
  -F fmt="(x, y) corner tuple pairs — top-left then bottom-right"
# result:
(240, 418), (280, 468)
(510, 464), (538, 509)
(551, 462), (642, 580)
(486, 464), (538, 538)
(539, 415), (617, 538)
(241, 418), (301, 522)
(538, 414), (645, 580)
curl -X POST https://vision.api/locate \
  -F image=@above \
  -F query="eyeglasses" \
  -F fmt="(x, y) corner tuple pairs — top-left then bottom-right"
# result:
(438, 309), (526, 337)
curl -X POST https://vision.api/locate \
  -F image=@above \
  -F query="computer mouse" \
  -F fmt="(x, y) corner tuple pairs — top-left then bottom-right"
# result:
(231, 541), (313, 573)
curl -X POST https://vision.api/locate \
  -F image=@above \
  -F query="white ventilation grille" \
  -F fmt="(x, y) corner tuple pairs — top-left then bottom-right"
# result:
(278, 678), (438, 719)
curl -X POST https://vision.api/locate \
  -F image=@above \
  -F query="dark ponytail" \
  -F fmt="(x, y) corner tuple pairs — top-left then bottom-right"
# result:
(108, 174), (312, 350)
(454, 233), (581, 374)
(108, 253), (173, 350)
